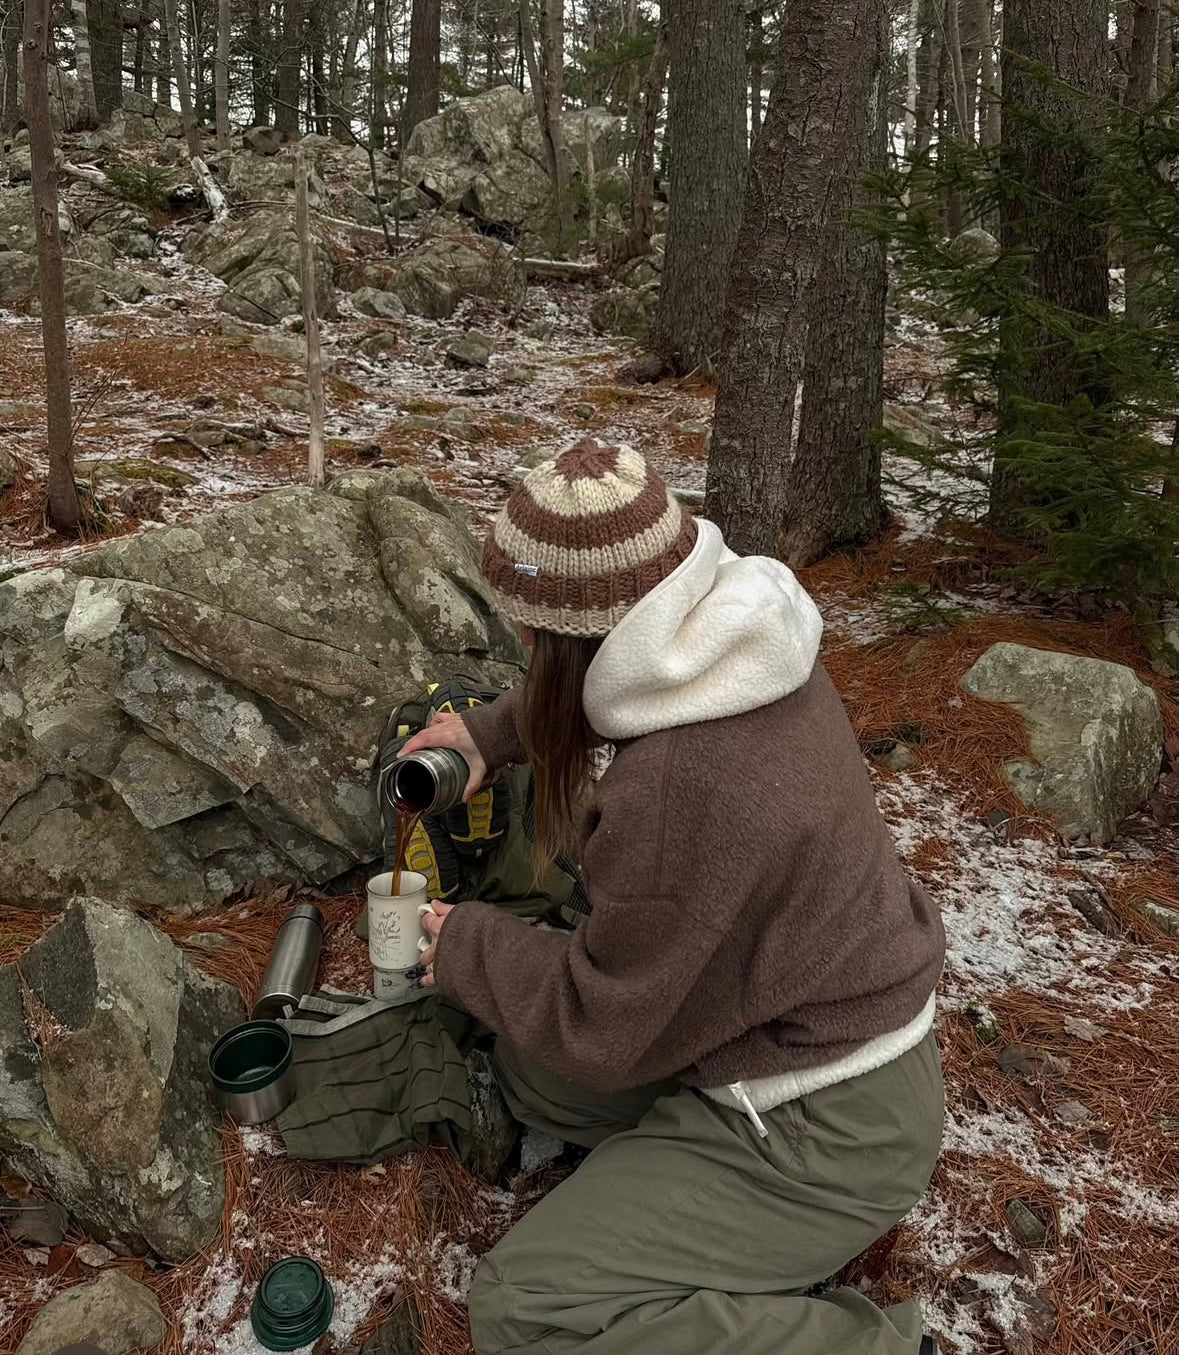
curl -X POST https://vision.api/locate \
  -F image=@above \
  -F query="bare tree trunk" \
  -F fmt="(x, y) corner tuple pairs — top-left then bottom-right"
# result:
(72, 0), (100, 127)
(960, 0), (983, 140)
(214, 0), (230, 147)
(943, 0), (968, 232)
(155, 0), (171, 104)
(1, 0), (21, 135)
(748, 5), (763, 145)
(903, 0), (919, 156)
(913, 0), (943, 160)
(88, 0), (123, 117)
(614, 17), (668, 264)
(991, 0), (1110, 533)
(705, 0), (871, 554)
(520, 0), (569, 247)
(133, 0), (149, 91)
(247, 0), (271, 122)
(1124, 0), (1162, 324)
(371, 0), (388, 147)
(404, 0), (440, 141)
(625, 0), (639, 134)
(310, 14), (328, 134)
(24, 0), (84, 533)
(334, 0), (363, 139)
(978, 0), (999, 148)
(652, 0), (746, 375)
(781, 0), (889, 566)
(295, 147), (325, 488)
(274, 0), (300, 134)
(163, 0), (203, 155)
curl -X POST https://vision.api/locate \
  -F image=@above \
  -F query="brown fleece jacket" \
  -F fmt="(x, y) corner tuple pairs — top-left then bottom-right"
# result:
(433, 672), (945, 1093)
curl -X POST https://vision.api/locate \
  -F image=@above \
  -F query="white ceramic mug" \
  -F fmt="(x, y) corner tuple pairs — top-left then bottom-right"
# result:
(366, 870), (433, 971)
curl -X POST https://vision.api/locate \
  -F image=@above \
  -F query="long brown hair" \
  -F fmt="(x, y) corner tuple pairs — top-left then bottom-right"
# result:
(519, 629), (603, 872)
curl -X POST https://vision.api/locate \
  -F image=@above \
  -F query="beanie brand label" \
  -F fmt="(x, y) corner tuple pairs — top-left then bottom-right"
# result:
(514, 562), (540, 577)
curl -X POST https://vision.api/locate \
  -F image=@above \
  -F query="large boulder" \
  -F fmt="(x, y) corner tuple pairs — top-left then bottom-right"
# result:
(185, 209), (336, 325)
(354, 236), (514, 319)
(590, 284), (658, 343)
(0, 899), (244, 1261)
(961, 643), (1163, 841)
(0, 471), (523, 908)
(403, 84), (621, 232)
(15, 1271), (167, 1355)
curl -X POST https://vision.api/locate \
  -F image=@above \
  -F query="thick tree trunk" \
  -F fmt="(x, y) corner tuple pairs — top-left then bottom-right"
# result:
(371, 0), (388, 147)
(704, 0), (871, 555)
(903, 0), (919, 157)
(1124, 0), (1162, 324)
(88, 0), (123, 117)
(978, 0), (999, 148)
(248, 0), (271, 123)
(72, 0), (100, 126)
(613, 18), (668, 264)
(913, 0), (942, 160)
(133, 0), (149, 92)
(24, 0), (85, 533)
(404, 0), (440, 141)
(274, 0), (300, 133)
(214, 0), (230, 147)
(991, 0), (1110, 533)
(652, 0), (746, 375)
(748, 6), (762, 146)
(163, 0), (202, 156)
(520, 0), (569, 246)
(310, 14), (328, 135)
(1, 0), (20, 135)
(781, 0), (889, 566)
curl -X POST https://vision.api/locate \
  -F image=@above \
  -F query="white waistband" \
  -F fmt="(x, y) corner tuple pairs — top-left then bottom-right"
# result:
(703, 992), (937, 1114)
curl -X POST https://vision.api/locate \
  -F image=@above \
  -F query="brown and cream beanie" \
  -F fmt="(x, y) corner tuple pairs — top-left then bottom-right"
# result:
(482, 439), (699, 637)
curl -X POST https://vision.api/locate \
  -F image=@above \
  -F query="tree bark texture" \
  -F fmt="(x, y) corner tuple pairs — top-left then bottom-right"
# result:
(978, 0), (999, 148)
(214, 0), (230, 147)
(991, 0), (1110, 532)
(704, 0), (873, 556)
(781, 0), (889, 566)
(295, 147), (326, 488)
(87, 0), (122, 116)
(248, 0), (272, 123)
(1, 0), (20, 134)
(23, 0), (85, 532)
(404, 0), (440, 141)
(614, 17), (668, 265)
(71, 0), (99, 126)
(163, 0), (202, 156)
(520, 0), (568, 243)
(652, 0), (746, 375)
(913, 0), (943, 159)
(748, 6), (763, 146)
(274, 0), (301, 133)
(371, 0), (388, 146)
(333, 0), (363, 140)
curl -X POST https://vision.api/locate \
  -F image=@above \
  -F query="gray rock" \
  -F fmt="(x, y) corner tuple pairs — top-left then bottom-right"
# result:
(878, 743), (918, 773)
(249, 330), (307, 364)
(0, 474), (523, 908)
(0, 900), (243, 1261)
(1005, 1198), (1049, 1247)
(0, 248), (36, 305)
(16, 1270), (166, 1355)
(464, 1049), (519, 1183)
(3, 144), (32, 183)
(961, 643), (1163, 842)
(364, 237), (513, 320)
(0, 445), (16, 491)
(882, 402), (947, 450)
(186, 210), (336, 326)
(954, 227), (1000, 259)
(0, 1192), (70, 1245)
(243, 125), (284, 155)
(1131, 897), (1178, 937)
(352, 286), (408, 320)
(589, 286), (657, 342)
(445, 331), (494, 369)
(262, 382), (310, 413)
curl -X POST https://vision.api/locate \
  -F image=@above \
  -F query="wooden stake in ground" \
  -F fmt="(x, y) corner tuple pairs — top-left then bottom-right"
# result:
(295, 148), (326, 489)
(24, 0), (85, 533)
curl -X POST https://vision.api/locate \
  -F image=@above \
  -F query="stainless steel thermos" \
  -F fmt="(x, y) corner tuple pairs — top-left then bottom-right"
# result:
(385, 748), (470, 815)
(251, 902), (324, 1020)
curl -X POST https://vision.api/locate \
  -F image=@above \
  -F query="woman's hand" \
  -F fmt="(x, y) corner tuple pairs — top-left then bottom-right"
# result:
(417, 900), (456, 987)
(398, 710), (488, 802)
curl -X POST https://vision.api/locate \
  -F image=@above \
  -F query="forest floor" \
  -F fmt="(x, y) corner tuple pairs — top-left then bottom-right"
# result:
(0, 234), (1176, 1355)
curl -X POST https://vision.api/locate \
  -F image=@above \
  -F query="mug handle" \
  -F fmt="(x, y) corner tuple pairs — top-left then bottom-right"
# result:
(417, 903), (433, 956)
(417, 903), (433, 917)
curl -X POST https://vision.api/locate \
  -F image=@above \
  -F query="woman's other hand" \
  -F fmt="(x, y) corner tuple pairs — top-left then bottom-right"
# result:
(398, 710), (487, 801)
(418, 900), (456, 987)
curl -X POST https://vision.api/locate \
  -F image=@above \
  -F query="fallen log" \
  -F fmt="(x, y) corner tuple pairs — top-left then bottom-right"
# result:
(523, 257), (602, 280)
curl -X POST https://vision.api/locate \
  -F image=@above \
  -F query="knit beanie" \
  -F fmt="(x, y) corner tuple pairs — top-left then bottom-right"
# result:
(482, 439), (699, 638)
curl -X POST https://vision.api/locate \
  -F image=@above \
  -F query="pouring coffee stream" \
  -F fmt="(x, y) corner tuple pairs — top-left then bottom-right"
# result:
(386, 748), (471, 896)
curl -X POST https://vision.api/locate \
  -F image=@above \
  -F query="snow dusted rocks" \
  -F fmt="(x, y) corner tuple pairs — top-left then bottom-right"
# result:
(0, 899), (243, 1263)
(0, 471), (523, 909)
(961, 642), (1163, 841)
(15, 1270), (167, 1355)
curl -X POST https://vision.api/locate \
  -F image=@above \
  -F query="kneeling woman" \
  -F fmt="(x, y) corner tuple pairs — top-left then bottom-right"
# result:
(404, 441), (945, 1355)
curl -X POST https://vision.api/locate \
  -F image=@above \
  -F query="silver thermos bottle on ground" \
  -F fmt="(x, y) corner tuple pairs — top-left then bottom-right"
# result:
(251, 902), (324, 1020)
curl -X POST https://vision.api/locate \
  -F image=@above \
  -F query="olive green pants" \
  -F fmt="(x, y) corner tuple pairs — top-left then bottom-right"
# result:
(470, 1032), (944, 1355)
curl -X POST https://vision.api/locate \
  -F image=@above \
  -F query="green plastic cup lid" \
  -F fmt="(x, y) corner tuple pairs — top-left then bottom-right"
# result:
(250, 1257), (333, 1351)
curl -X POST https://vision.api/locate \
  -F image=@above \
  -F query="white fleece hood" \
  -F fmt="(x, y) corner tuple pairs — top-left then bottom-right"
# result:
(582, 518), (824, 741)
